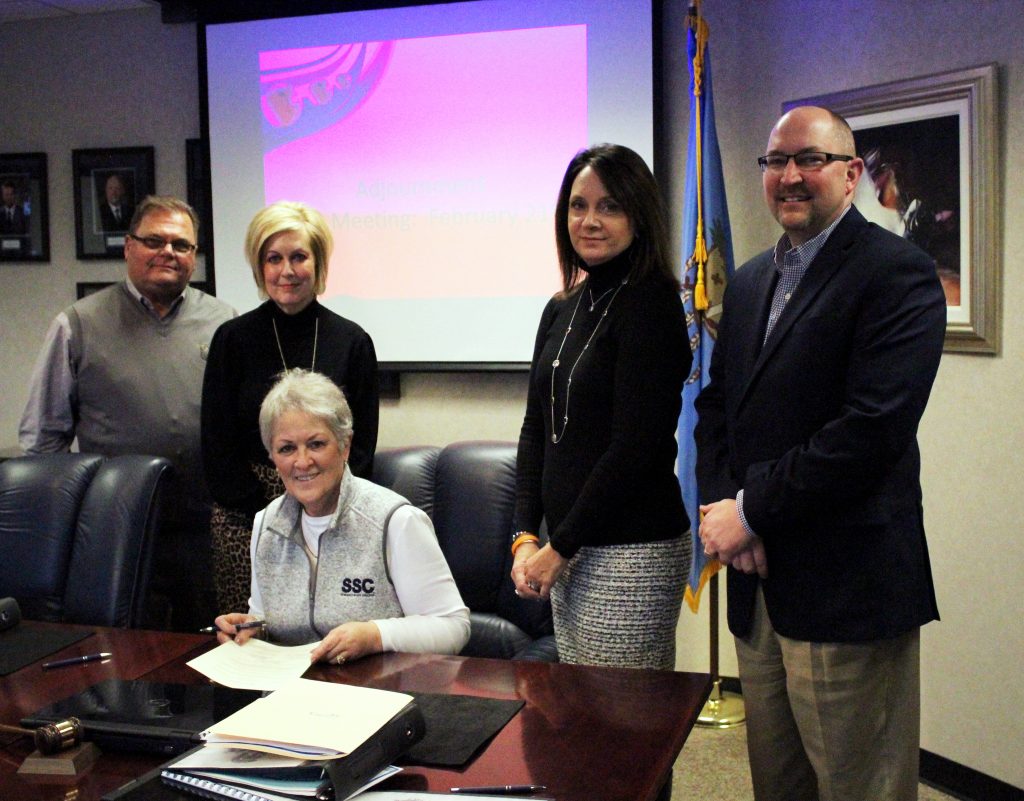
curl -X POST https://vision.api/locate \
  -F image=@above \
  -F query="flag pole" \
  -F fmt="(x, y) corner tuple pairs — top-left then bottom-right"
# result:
(686, 0), (744, 728)
(696, 573), (744, 727)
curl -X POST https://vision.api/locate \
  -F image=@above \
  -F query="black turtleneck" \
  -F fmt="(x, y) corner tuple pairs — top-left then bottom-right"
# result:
(201, 299), (379, 514)
(514, 252), (691, 557)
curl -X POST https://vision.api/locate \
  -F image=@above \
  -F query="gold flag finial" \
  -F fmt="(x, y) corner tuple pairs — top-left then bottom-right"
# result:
(688, 4), (710, 311)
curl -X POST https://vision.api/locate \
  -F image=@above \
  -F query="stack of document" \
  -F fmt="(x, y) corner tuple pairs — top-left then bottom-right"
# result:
(158, 678), (419, 801)
(200, 678), (414, 758)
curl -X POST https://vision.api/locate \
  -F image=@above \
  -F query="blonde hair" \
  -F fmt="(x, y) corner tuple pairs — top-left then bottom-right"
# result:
(244, 201), (333, 298)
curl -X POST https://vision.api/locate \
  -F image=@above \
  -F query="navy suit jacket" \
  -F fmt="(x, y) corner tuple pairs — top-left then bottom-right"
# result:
(98, 201), (134, 233)
(0, 204), (28, 236)
(695, 206), (946, 642)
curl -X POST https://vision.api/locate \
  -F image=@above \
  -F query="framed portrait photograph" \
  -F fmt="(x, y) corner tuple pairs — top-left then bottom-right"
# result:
(73, 146), (155, 260)
(786, 63), (1000, 354)
(0, 152), (49, 262)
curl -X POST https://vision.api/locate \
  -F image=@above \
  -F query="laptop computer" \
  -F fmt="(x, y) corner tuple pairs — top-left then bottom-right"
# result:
(22, 678), (262, 755)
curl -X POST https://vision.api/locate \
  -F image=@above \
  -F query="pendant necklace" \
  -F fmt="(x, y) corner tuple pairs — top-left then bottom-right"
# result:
(588, 285), (616, 311)
(272, 315), (319, 371)
(549, 277), (627, 444)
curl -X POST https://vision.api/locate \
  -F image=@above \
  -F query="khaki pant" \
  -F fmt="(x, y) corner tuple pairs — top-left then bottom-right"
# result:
(735, 586), (921, 801)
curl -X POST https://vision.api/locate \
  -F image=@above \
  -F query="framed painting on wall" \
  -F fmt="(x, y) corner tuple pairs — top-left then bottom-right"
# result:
(786, 63), (1000, 354)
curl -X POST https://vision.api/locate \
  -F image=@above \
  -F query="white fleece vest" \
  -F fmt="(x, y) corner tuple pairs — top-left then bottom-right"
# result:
(254, 469), (406, 644)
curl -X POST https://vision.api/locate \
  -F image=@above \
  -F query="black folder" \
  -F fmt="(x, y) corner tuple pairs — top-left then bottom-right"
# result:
(22, 679), (262, 756)
(322, 700), (425, 798)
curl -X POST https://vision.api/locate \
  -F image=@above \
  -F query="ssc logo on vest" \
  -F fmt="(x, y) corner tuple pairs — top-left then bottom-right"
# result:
(340, 577), (375, 595)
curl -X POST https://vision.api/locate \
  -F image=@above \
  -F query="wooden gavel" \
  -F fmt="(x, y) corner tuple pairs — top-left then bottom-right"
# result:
(0, 718), (83, 755)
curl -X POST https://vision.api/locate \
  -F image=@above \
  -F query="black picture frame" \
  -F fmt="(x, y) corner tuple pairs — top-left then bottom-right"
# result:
(0, 152), (50, 262)
(73, 146), (155, 260)
(186, 138), (213, 258)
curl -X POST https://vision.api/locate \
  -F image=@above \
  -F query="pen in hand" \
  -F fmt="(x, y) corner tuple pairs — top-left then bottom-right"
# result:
(235, 620), (266, 632)
(42, 652), (112, 670)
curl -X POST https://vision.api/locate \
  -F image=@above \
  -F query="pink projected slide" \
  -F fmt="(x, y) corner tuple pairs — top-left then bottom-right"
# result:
(260, 25), (587, 300)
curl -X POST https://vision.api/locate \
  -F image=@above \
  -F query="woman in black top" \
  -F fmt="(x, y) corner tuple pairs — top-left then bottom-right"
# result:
(201, 201), (379, 614)
(511, 144), (691, 668)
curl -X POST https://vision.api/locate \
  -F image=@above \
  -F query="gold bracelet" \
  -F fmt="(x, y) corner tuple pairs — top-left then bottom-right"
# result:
(511, 532), (540, 556)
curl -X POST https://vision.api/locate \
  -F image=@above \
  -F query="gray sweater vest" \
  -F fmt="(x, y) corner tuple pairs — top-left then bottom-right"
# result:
(255, 469), (407, 645)
(67, 282), (233, 506)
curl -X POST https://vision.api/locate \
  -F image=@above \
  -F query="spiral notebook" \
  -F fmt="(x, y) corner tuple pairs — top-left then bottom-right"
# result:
(159, 763), (399, 801)
(160, 747), (330, 798)
(161, 772), (316, 801)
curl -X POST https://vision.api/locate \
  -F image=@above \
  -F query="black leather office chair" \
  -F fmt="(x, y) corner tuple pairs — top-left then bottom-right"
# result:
(373, 442), (556, 661)
(0, 453), (172, 628)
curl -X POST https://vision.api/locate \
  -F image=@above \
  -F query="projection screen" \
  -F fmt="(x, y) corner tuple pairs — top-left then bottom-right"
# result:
(204, 0), (655, 367)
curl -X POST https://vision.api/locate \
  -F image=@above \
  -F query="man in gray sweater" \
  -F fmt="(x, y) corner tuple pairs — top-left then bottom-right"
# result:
(20, 195), (235, 631)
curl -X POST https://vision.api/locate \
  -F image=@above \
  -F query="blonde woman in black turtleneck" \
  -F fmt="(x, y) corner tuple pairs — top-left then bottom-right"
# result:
(201, 201), (379, 615)
(512, 145), (692, 669)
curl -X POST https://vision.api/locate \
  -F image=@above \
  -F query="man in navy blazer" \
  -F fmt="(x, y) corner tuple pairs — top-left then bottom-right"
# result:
(1, 180), (29, 234)
(695, 106), (946, 801)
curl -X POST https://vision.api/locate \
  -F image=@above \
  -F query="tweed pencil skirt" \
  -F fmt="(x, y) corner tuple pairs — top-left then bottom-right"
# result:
(550, 535), (690, 669)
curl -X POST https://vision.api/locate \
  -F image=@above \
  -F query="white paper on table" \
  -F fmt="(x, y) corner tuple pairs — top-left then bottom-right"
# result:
(202, 677), (414, 758)
(186, 638), (313, 690)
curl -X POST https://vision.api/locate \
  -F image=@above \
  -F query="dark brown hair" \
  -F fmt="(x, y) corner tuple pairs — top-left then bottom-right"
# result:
(553, 143), (677, 294)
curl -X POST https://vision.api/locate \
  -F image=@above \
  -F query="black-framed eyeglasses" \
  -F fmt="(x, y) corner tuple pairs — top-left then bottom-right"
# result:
(757, 152), (855, 173)
(127, 233), (197, 254)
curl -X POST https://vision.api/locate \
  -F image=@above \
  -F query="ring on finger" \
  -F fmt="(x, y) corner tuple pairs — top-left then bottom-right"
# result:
(335, 654), (346, 665)
(528, 581), (540, 592)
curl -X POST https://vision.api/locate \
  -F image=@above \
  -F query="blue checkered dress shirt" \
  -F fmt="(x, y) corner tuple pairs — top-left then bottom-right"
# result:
(736, 207), (852, 539)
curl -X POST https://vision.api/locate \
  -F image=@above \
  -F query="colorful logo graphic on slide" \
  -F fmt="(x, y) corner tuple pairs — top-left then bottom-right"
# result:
(258, 26), (586, 300)
(260, 42), (394, 152)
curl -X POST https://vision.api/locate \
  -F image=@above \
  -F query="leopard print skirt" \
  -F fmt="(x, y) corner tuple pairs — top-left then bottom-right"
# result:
(210, 462), (283, 615)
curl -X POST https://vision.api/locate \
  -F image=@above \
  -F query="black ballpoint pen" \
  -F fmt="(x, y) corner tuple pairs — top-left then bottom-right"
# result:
(450, 786), (547, 795)
(42, 652), (112, 669)
(234, 620), (267, 632)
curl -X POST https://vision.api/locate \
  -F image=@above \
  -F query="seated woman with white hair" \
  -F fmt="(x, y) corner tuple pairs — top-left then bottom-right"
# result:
(213, 369), (469, 663)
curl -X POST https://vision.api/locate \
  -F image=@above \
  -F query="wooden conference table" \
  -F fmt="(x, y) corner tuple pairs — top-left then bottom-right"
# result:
(0, 622), (712, 801)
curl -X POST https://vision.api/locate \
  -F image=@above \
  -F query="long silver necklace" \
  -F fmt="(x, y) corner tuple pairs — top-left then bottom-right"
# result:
(549, 278), (627, 444)
(272, 316), (319, 371)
